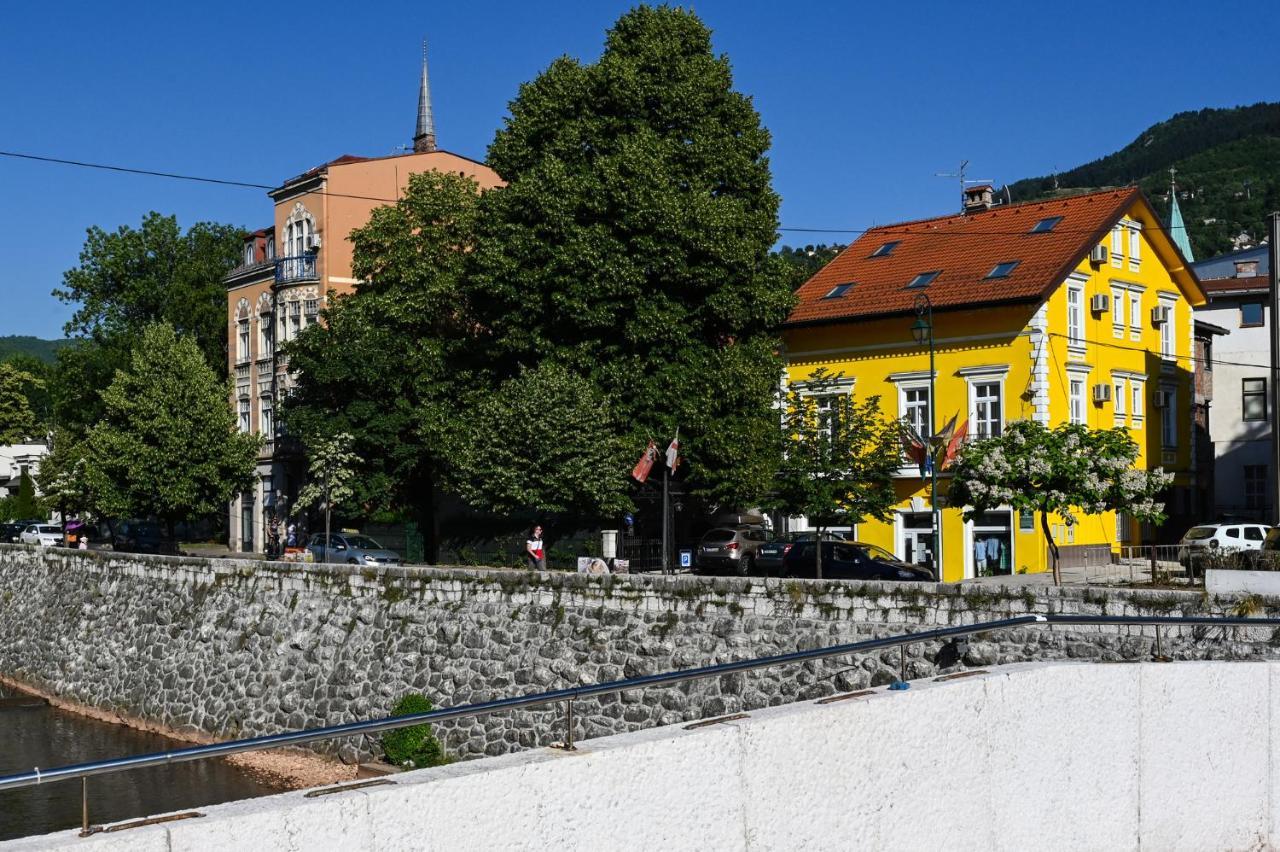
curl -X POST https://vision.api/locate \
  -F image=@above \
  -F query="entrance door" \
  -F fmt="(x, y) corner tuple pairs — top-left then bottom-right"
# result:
(901, 512), (935, 576)
(240, 496), (254, 552)
(972, 511), (1013, 577)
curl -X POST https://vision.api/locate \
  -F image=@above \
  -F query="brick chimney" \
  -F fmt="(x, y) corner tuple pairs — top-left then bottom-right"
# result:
(963, 184), (995, 214)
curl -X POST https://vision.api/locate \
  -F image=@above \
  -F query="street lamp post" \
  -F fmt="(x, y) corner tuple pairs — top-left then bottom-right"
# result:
(911, 294), (941, 578)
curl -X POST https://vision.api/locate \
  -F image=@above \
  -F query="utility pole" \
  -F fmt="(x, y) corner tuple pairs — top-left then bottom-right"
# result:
(1269, 212), (1280, 525)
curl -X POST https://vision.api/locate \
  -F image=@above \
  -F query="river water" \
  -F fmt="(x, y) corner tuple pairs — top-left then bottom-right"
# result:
(0, 685), (282, 841)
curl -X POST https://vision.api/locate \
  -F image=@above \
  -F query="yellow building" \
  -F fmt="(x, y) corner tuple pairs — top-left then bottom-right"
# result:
(781, 186), (1204, 581)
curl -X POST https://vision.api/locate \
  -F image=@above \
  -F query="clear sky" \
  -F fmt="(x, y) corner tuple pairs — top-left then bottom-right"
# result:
(3, 0), (1276, 339)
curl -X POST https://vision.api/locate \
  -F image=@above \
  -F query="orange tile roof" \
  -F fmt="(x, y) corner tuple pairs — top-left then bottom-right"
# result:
(785, 187), (1143, 326)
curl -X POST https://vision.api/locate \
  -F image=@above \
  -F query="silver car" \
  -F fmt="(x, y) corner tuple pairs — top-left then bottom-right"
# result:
(696, 526), (773, 575)
(307, 532), (402, 566)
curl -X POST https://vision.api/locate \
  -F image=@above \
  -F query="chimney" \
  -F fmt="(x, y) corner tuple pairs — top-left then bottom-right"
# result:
(963, 184), (995, 214)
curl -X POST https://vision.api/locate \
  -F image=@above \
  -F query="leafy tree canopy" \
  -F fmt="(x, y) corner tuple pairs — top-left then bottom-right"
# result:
(83, 323), (259, 530)
(467, 4), (795, 510)
(948, 420), (1170, 584)
(773, 244), (845, 289)
(0, 362), (45, 444)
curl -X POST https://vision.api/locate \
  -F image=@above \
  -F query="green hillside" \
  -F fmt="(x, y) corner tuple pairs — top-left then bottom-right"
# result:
(1006, 103), (1280, 259)
(0, 336), (69, 364)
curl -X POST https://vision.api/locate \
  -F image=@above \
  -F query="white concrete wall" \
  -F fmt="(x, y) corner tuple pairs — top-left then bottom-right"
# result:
(10, 660), (1280, 851)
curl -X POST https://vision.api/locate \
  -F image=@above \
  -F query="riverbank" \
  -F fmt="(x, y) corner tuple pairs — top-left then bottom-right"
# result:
(0, 674), (354, 790)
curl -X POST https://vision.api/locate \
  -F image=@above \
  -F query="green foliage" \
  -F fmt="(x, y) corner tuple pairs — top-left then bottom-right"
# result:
(82, 323), (260, 528)
(771, 369), (901, 576)
(949, 420), (1172, 583)
(380, 693), (447, 769)
(1007, 102), (1280, 257)
(468, 5), (795, 509)
(0, 337), (68, 365)
(773, 244), (845, 289)
(450, 363), (632, 519)
(0, 362), (45, 443)
(38, 432), (93, 517)
(10, 471), (41, 520)
(295, 432), (360, 517)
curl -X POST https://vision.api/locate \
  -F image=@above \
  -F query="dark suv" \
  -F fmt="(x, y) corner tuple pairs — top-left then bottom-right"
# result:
(111, 521), (178, 555)
(696, 526), (773, 575)
(782, 540), (935, 582)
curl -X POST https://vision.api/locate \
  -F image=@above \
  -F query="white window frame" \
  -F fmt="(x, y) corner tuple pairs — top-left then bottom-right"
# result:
(237, 319), (251, 363)
(1131, 377), (1145, 422)
(260, 394), (273, 437)
(1128, 224), (1142, 272)
(959, 365), (1009, 441)
(1111, 226), (1124, 268)
(1113, 376), (1127, 424)
(243, 243), (255, 266)
(1069, 378), (1086, 425)
(238, 397), (251, 434)
(1066, 281), (1085, 352)
(1111, 285), (1125, 338)
(890, 371), (933, 475)
(794, 375), (856, 444)
(1159, 295), (1177, 362)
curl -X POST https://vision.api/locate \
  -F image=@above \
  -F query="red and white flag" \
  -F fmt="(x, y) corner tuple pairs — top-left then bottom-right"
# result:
(631, 441), (658, 483)
(665, 429), (681, 472)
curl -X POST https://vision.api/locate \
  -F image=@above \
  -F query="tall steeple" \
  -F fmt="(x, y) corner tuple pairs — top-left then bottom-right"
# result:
(1168, 167), (1195, 261)
(412, 39), (437, 153)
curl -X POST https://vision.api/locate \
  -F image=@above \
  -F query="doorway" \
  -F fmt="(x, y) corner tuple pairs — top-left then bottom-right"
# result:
(971, 511), (1012, 577)
(900, 512), (936, 576)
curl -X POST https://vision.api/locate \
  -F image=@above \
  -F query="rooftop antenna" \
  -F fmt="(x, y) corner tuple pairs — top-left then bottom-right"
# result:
(935, 160), (993, 212)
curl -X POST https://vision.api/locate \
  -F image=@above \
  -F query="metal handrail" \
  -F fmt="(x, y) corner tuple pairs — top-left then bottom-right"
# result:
(2, 614), (1278, 805)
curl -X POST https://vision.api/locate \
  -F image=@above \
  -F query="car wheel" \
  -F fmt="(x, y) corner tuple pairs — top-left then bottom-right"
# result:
(347, 558), (359, 565)
(740, 554), (754, 576)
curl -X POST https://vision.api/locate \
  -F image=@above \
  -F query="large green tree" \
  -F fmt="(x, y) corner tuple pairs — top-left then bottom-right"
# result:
(52, 212), (242, 434)
(0, 362), (45, 444)
(283, 171), (483, 557)
(84, 323), (259, 534)
(466, 5), (795, 510)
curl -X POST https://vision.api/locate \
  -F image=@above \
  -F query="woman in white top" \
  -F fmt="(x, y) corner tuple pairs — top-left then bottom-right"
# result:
(526, 525), (546, 571)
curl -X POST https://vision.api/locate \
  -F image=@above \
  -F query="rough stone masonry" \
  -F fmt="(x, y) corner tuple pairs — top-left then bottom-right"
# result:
(0, 544), (1277, 763)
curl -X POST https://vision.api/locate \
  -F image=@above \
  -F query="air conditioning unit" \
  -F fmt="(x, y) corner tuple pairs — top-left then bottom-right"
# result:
(1089, 245), (1108, 264)
(1152, 392), (1167, 409)
(1092, 383), (1112, 403)
(1090, 293), (1110, 313)
(1151, 305), (1170, 325)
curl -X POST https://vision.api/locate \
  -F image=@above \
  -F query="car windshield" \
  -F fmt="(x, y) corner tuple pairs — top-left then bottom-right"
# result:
(1182, 526), (1217, 541)
(38, 526), (61, 534)
(701, 529), (736, 543)
(344, 536), (382, 550)
(858, 544), (903, 564)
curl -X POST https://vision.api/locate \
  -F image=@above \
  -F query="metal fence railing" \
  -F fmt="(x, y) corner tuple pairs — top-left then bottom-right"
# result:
(1083, 545), (1273, 587)
(4, 613), (1280, 837)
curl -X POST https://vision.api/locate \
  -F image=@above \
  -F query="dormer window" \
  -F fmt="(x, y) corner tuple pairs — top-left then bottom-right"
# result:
(823, 283), (854, 299)
(869, 241), (899, 258)
(1030, 216), (1062, 234)
(985, 261), (1020, 280)
(243, 243), (255, 265)
(266, 236), (275, 260)
(906, 271), (941, 289)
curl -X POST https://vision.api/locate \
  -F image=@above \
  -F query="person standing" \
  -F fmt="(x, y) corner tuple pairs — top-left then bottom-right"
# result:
(526, 525), (546, 571)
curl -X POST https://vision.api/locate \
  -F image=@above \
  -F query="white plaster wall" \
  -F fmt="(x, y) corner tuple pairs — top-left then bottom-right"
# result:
(10, 661), (1280, 852)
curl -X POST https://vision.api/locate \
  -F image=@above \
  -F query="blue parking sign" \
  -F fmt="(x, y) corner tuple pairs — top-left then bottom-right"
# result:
(679, 549), (692, 568)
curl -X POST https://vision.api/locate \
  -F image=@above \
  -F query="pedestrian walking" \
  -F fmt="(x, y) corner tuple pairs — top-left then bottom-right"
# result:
(525, 524), (546, 571)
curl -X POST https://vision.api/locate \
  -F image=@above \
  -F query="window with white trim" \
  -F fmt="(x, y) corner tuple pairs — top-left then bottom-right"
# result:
(814, 394), (841, 443)
(237, 319), (250, 363)
(1243, 378), (1268, 422)
(1159, 298), (1176, 360)
(1111, 226), (1124, 267)
(1128, 227), (1141, 269)
(1069, 378), (1085, 424)
(903, 386), (930, 439)
(260, 394), (273, 437)
(972, 381), (1002, 438)
(1113, 377), (1127, 420)
(1128, 291), (1142, 338)
(1111, 286), (1125, 337)
(243, 243), (255, 266)
(1131, 379), (1145, 421)
(265, 236), (275, 260)
(288, 301), (302, 341)
(1067, 285), (1084, 348)
(259, 308), (273, 358)
(238, 397), (251, 433)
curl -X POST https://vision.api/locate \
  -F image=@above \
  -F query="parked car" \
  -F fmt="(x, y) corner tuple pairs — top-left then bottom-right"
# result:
(111, 521), (179, 555)
(20, 524), (63, 547)
(782, 540), (936, 582)
(1178, 523), (1270, 567)
(695, 526), (773, 575)
(0, 522), (26, 544)
(755, 531), (848, 575)
(307, 532), (402, 566)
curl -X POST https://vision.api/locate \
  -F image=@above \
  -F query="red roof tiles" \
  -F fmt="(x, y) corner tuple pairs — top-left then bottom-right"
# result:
(785, 188), (1143, 326)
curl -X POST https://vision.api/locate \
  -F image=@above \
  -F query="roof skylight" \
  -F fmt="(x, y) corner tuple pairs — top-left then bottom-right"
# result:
(1030, 216), (1063, 234)
(823, 283), (854, 299)
(869, 241), (900, 258)
(985, 261), (1020, 279)
(906, 271), (941, 289)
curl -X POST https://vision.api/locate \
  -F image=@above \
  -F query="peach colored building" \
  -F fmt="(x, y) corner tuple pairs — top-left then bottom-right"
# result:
(225, 50), (502, 553)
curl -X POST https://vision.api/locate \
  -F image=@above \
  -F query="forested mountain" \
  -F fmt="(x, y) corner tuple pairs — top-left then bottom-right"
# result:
(0, 336), (68, 364)
(1006, 103), (1280, 259)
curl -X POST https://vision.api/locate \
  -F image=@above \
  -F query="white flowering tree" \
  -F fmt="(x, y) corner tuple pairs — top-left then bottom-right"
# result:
(948, 420), (1171, 585)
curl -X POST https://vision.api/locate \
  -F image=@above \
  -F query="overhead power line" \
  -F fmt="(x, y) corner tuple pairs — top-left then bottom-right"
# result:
(0, 148), (1165, 238)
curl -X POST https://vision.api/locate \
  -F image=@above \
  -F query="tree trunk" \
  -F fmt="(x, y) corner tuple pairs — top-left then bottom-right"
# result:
(815, 523), (824, 580)
(1040, 509), (1061, 586)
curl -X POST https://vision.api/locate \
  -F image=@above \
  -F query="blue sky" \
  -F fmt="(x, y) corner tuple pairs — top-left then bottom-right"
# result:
(3, 0), (1276, 339)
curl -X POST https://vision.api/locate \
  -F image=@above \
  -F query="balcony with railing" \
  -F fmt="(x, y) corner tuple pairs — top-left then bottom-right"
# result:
(275, 255), (318, 284)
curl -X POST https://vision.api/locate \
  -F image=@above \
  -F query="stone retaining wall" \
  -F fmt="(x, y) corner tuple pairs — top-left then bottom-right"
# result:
(0, 544), (1276, 763)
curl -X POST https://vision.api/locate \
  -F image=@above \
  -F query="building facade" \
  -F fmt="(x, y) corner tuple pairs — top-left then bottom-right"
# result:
(224, 51), (502, 553)
(782, 187), (1204, 581)
(1190, 246), (1271, 521)
(0, 443), (47, 499)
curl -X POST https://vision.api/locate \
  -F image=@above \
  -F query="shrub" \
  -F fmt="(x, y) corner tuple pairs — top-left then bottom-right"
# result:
(380, 693), (447, 769)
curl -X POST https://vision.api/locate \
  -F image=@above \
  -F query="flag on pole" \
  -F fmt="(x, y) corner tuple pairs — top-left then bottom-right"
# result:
(898, 421), (927, 469)
(942, 419), (969, 469)
(665, 429), (681, 472)
(631, 440), (658, 483)
(931, 413), (958, 452)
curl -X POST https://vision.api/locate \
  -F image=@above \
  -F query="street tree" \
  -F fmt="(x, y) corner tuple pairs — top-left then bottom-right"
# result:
(295, 432), (359, 560)
(450, 363), (633, 520)
(948, 420), (1172, 585)
(39, 432), (95, 521)
(466, 5), (795, 510)
(283, 171), (483, 558)
(83, 323), (259, 536)
(772, 369), (902, 579)
(53, 212), (242, 434)
(0, 362), (44, 444)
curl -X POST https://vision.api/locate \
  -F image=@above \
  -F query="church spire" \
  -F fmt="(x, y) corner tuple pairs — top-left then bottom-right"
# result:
(413, 39), (437, 153)
(1168, 167), (1195, 262)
